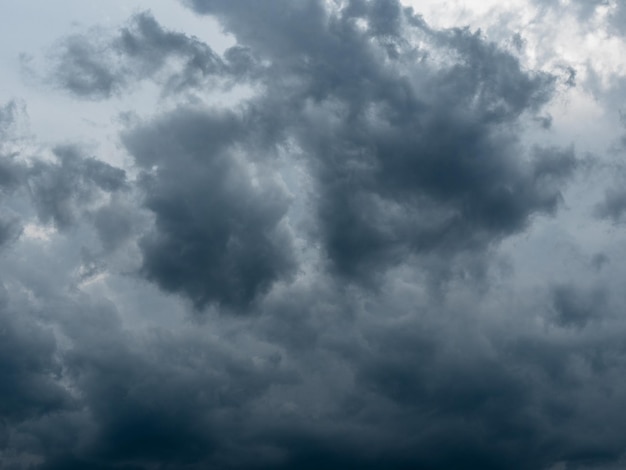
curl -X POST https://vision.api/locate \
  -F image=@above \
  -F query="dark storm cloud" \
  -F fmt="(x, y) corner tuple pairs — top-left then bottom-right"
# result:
(52, 12), (260, 99)
(0, 284), (73, 456)
(0, 100), (130, 255)
(53, 34), (121, 99)
(598, 113), (626, 223)
(122, 107), (296, 310)
(0, 100), (23, 140)
(0, 155), (23, 193)
(5, 292), (296, 470)
(0, 215), (21, 247)
(4, 1), (620, 470)
(610, 4), (626, 35)
(325, 282), (626, 470)
(10, 275), (626, 470)
(535, 0), (626, 35)
(91, 198), (136, 253)
(181, 0), (575, 283)
(550, 283), (608, 328)
(591, 252), (609, 270)
(0, 161), (23, 248)
(534, 0), (607, 19)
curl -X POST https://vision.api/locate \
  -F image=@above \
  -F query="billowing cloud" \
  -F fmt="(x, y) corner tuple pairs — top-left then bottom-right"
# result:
(123, 107), (296, 310)
(175, 0), (577, 284)
(1, 0), (626, 469)
(28, 145), (127, 229)
(0, 287), (72, 428)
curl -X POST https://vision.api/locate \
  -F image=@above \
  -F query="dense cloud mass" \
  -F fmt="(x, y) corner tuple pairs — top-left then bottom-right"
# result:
(123, 107), (296, 310)
(2, 0), (626, 469)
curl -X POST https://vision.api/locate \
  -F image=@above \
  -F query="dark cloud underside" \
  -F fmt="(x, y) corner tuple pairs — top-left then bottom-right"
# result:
(175, 0), (575, 284)
(123, 107), (296, 310)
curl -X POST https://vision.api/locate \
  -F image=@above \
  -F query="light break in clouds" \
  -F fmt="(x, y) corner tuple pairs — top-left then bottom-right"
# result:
(2, 0), (626, 469)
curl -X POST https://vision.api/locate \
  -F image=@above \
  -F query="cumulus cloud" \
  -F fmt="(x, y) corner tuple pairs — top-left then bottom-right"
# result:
(123, 107), (296, 310)
(0, 287), (72, 426)
(173, 0), (577, 285)
(2, 0), (626, 469)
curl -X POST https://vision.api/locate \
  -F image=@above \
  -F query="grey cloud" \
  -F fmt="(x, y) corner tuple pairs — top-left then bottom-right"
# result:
(536, 0), (608, 19)
(7, 274), (626, 470)
(52, 12), (260, 99)
(251, 280), (626, 470)
(594, 186), (626, 223)
(534, 114), (553, 129)
(0, 284), (73, 447)
(114, 12), (225, 94)
(28, 145), (126, 229)
(60, 314), (219, 466)
(9, 290), (296, 470)
(185, 0), (574, 281)
(2, 1), (621, 470)
(341, 288), (626, 470)
(594, 113), (626, 223)
(550, 284), (608, 328)
(122, 107), (296, 311)
(177, 1), (568, 287)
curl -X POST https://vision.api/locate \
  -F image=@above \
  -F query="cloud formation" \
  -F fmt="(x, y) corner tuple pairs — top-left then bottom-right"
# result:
(52, 12), (258, 99)
(169, 0), (577, 284)
(123, 107), (296, 310)
(2, 0), (626, 469)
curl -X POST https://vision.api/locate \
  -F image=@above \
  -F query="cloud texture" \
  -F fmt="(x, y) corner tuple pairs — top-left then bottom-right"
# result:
(2, 0), (626, 469)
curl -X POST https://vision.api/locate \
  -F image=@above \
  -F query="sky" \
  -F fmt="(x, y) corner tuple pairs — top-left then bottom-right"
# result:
(1, 0), (626, 469)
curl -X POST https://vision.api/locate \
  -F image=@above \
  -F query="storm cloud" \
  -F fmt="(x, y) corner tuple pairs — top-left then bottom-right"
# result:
(2, 0), (626, 469)
(52, 11), (259, 99)
(123, 107), (296, 310)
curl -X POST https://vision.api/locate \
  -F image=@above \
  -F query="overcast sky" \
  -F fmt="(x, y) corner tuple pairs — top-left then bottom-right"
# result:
(2, 1), (626, 469)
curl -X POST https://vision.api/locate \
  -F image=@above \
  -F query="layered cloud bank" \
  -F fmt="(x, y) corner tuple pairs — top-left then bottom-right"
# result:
(1, 1), (626, 469)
